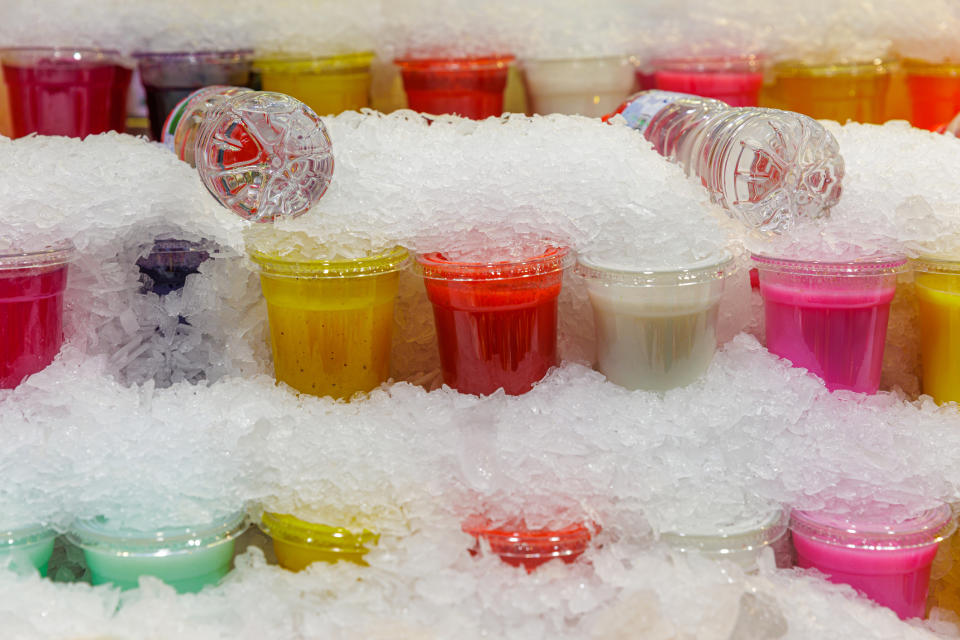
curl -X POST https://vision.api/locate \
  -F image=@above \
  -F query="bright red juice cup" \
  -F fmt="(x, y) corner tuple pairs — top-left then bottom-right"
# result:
(791, 502), (955, 620)
(0, 242), (74, 388)
(395, 55), (514, 119)
(652, 55), (766, 107)
(751, 254), (906, 394)
(463, 516), (595, 572)
(0, 47), (132, 138)
(903, 59), (960, 131)
(414, 246), (572, 396)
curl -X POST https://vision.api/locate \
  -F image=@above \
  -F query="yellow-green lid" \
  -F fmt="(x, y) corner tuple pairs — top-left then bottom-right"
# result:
(260, 512), (378, 553)
(255, 51), (375, 73)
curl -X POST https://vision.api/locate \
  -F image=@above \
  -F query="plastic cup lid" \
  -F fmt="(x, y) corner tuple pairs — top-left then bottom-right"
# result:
(912, 255), (960, 274)
(0, 240), (75, 271)
(395, 55), (515, 71)
(577, 251), (733, 287)
(413, 246), (572, 281)
(660, 504), (787, 554)
(133, 49), (253, 60)
(254, 51), (375, 71)
(259, 512), (378, 552)
(0, 522), (56, 549)
(652, 55), (766, 73)
(750, 252), (907, 277)
(462, 517), (595, 560)
(249, 245), (409, 278)
(66, 510), (247, 556)
(790, 502), (956, 550)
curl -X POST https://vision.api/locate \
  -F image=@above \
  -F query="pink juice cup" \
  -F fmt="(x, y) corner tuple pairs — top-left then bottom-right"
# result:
(791, 502), (955, 620)
(0, 242), (74, 389)
(752, 254), (906, 394)
(653, 55), (766, 107)
(0, 47), (132, 138)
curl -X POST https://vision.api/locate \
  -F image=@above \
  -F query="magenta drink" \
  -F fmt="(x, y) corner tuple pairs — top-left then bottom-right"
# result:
(752, 254), (905, 393)
(652, 55), (765, 107)
(791, 502), (955, 620)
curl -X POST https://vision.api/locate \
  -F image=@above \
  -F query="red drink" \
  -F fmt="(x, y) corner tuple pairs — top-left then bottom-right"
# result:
(653, 56), (765, 107)
(396, 56), (513, 119)
(0, 244), (73, 388)
(903, 60), (960, 131)
(0, 48), (131, 138)
(463, 517), (594, 572)
(415, 246), (570, 396)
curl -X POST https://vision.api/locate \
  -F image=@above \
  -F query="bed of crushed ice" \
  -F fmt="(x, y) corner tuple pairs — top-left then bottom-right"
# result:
(2, 111), (960, 638)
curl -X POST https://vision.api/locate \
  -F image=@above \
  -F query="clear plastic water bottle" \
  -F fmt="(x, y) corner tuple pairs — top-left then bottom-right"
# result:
(162, 86), (334, 222)
(606, 90), (845, 232)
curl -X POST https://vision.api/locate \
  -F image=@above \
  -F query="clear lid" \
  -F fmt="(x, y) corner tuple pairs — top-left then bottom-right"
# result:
(911, 255), (960, 275)
(259, 512), (378, 553)
(577, 251), (733, 287)
(133, 49), (253, 62)
(462, 517), (595, 560)
(0, 47), (130, 67)
(414, 246), (572, 281)
(0, 523), (56, 549)
(394, 55), (515, 71)
(0, 240), (75, 271)
(773, 58), (895, 76)
(254, 51), (375, 72)
(750, 253), (907, 277)
(250, 245), (409, 278)
(661, 504), (788, 555)
(790, 502), (955, 550)
(66, 510), (247, 556)
(652, 55), (766, 74)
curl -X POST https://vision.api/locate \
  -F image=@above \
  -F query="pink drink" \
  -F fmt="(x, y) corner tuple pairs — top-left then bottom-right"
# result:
(0, 244), (73, 388)
(752, 255), (905, 394)
(0, 48), (131, 138)
(791, 503), (954, 620)
(653, 56), (765, 107)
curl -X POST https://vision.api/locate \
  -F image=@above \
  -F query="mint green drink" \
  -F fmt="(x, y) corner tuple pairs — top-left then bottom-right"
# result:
(1, 523), (56, 576)
(67, 511), (247, 593)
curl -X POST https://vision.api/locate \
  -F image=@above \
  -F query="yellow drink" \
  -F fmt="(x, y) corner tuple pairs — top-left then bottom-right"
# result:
(929, 504), (960, 617)
(0, 72), (10, 136)
(761, 59), (893, 124)
(256, 52), (374, 116)
(914, 257), (960, 403)
(251, 246), (409, 399)
(259, 512), (378, 571)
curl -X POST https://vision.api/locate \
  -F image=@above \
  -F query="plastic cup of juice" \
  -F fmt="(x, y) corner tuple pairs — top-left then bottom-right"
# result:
(414, 246), (572, 396)
(0, 72), (11, 136)
(903, 60), (960, 131)
(259, 512), (378, 571)
(762, 59), (893, 124)
(651, 55), (765, 107)
(0, 47), (132, 138)
(577, 252), (733, 391)
(0, 523), (56, 576)
(66, 511), (247, 593)
(134, 50), (253, 141)
(395, 55), (514, 119)
(250, 246), (409, 399)
(255, 52), (374, 116)
(751, 254), (906, 394)
(661, 504), (788, 572)
(521, 56), (635, 117)
(0, 242), (75, 389)
(462, 516), (594, 572)
(791, 502), (955, 620)
(910, 256), (960, 403)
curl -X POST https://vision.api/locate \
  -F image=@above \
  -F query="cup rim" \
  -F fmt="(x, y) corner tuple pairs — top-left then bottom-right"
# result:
(254, 51), (375, 71)
(461, 517), (595, 559)
(413, 245), (572, 281)
(660, 505), (788, 554)
(0, 240), (76, 272)
(394, 55), (515, 72)
(790, 502), (955, 551)
(750, 253), (907, 276)
(0, 46), (130, 66)
(651, 54), (766, 74)
(577, 251), (734, 287)
(259, 511), (378, 552)
(911, 255), (960, 274)
(133, 49), (254, 62)
(249, 245), (409, 279)
(1, 522), (57, 549)
(66, 510), (248, 556)
(521, 55), (632, 66)
(772, 58), (895, 76)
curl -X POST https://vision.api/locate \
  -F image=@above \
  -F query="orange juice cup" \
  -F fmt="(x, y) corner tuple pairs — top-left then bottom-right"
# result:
(903, 59), (960, 131)
(763, 59), (893, 124)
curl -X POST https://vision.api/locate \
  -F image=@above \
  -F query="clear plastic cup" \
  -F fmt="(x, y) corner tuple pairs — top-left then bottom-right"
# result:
(250, 246), (409, 399)
(462, 516), (594, 572)
(0, 72), (11, 136)
(136, 238), (213, 296)
(927, 503), (960, 617)
(256, 52), (374, 116)
(66, 511), (247, 593)
(135, 50), (253, 141)
(521, 56), (635, 117)
(791, 502), (955, 620)
(661, 505), (788, 572)
(577, 252), (733, 391)
(652, 55), (765, 107)
(0, 523), (56, 576)
(903, 60), (960, 131)
(911, 256), (960, 404)
(414, 246), (572, 396)
(259, 512), (378, 571)
(395, 55), (514, 119)
(762, 59), (893, 124)
(752, 254), (906, 394)
(162, 86), (335, 222)
(0, 242), (75, 389)
(0, 47), (132, 137)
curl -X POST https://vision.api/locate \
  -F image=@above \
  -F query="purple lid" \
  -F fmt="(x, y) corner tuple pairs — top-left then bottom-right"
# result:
(790, 501), (955, 550)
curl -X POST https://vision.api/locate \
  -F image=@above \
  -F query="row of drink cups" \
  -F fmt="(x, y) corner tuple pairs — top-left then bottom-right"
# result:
(8, 240), (960, 404)
(4, 498), (959, 622)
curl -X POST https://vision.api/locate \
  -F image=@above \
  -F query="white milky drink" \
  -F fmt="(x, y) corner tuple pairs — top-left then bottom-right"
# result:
(578, 252), (733, 391)
(522, 56), (636, 117)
